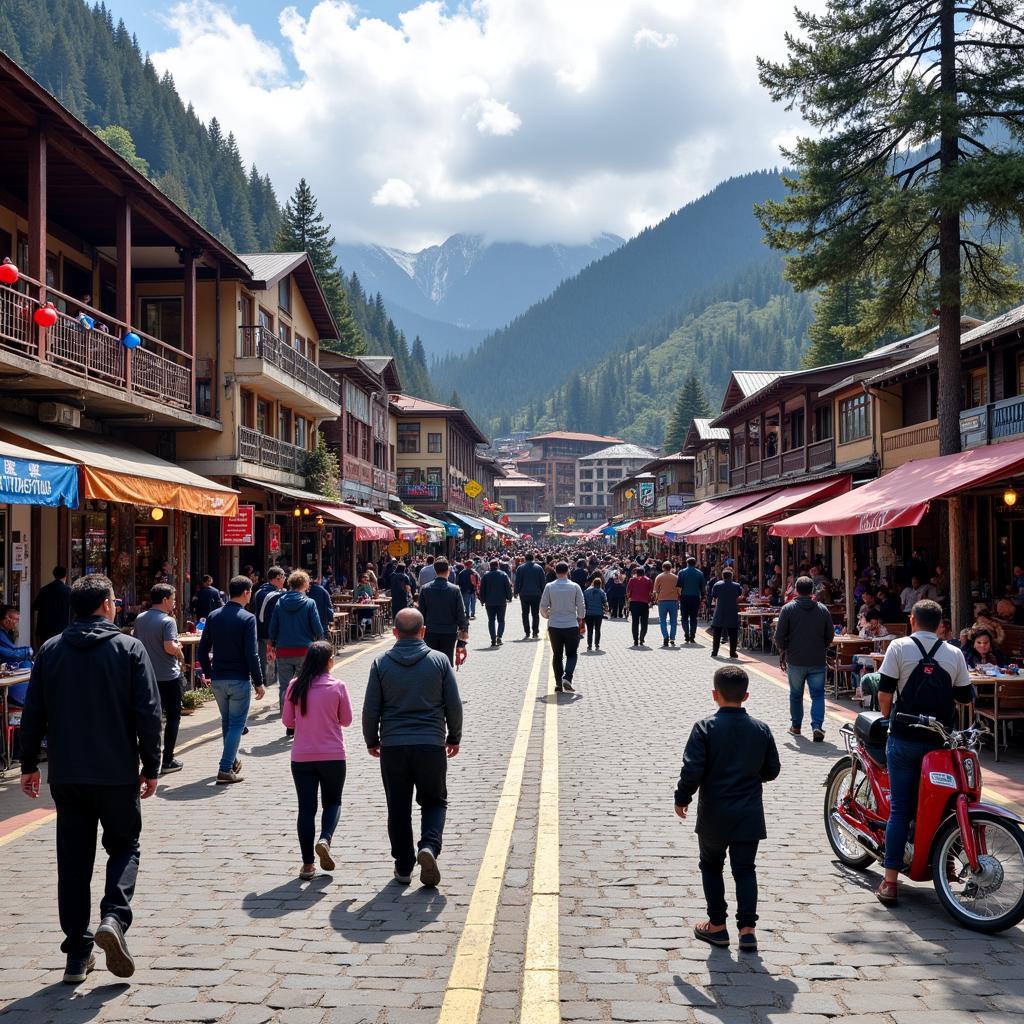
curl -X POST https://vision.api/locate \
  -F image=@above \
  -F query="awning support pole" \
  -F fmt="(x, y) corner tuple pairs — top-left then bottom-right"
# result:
(757, 525), (765, 591)
(780, 532), (788, 596)
(949, 497), (966, 632)
(844, 534), (855, 634)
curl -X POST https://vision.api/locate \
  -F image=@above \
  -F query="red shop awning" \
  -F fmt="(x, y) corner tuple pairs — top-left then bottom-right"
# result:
(687, 477), (851, 545)
(771, 438), (1024, 538)
(315, 504), (396, 542)
(647, 489), (776, 539)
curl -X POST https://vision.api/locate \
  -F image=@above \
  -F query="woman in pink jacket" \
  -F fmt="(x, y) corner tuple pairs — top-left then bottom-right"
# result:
(283, 641), (353, 879)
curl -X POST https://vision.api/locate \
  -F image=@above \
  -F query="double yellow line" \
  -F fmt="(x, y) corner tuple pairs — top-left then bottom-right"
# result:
(439, 636), (561, 1024)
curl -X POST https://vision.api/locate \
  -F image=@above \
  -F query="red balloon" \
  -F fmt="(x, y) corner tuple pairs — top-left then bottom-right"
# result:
(33, 302), (58, 328)
(0, 259), (18, 286)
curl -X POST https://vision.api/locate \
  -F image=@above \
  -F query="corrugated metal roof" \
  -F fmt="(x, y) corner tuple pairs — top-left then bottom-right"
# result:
(579, 443), (657, 461)
(733, 371), (791, 397)
(239, 252), (306, 284)
(693, 418), (730, 441)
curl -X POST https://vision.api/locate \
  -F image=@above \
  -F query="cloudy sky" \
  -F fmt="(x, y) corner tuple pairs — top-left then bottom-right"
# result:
(104, 0), (817, 251)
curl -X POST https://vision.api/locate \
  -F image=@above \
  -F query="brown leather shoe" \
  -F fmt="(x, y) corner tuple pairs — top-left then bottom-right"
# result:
(875, 880), (899, 905)
(216, 770), (244, 784)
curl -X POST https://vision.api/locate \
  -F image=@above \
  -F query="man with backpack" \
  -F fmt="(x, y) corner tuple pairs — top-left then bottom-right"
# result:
(875, 599), (974, 906)
(455, 560), (480, 621)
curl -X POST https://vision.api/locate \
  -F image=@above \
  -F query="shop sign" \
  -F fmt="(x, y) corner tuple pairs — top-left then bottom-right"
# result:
(667, 493), (684, 512)
(11, 541), (26, 571)
(464, 480), (483, 499)
(268, 523), (281, 553)
(388, 539), (410, 557)
(220, 505), (255, 546)
(0, 455), (78, 508)
(638, 480), (655, 509)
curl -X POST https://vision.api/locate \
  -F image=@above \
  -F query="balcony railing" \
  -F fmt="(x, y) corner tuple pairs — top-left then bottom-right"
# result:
(882, 419), (939, 469)
(238, 425), (309, 475)
(961, 398), (1024, 449)
(808, 437), (836, 471)
(398, 481), (442, 502)
(0, 275), (194, 412)
(238, 326), (340, 405)
(727, 440), (835, 487)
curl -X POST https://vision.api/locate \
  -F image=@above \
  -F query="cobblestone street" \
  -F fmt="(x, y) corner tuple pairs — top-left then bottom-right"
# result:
(3, 609), (1024, 1024)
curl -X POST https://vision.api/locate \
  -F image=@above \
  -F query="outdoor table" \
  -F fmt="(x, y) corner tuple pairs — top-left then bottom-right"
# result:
(334, 602), (380, 638)
(0, 669), (31, 771)
(738, 609), (774, 651)
(330, 611), (349, 651)
(178, 632), (202, 688)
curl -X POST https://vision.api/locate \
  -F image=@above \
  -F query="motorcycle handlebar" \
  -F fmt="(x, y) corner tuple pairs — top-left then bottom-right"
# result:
(895, 713), (935, 727)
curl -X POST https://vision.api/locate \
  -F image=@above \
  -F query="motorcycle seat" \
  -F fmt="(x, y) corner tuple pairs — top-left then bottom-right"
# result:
(854, 711), (889, 766)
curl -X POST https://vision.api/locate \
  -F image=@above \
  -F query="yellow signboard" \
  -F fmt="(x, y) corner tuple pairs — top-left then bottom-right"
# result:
(388, 539), (410, 557)
(463, 480), (483, 498)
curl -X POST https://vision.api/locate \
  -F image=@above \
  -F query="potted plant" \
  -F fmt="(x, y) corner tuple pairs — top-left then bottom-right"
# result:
(180, 689), (202, 716)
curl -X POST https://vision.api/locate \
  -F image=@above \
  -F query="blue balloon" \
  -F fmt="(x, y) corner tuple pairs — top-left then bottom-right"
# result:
(78, 313), (95, 330)
(122, 331), (141, 349)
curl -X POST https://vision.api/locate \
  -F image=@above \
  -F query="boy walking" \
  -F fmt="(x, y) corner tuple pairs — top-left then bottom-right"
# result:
(674, 666), (780, 952)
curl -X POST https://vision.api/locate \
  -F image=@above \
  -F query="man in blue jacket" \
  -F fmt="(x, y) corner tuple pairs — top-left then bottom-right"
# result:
(514, 552), (547, 640)
(307, 576), (334, 634)
(363, 607), (462, 888)
(198, 575), (266, 784)
(269, 570), (324, 732)
(677, 557), (707, 645)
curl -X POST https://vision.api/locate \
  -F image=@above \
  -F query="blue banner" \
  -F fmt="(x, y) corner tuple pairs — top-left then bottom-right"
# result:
(0, 455), (78, 507)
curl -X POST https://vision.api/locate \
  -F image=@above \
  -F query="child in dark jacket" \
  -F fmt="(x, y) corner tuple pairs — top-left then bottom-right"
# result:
(674, 665), (780, 952)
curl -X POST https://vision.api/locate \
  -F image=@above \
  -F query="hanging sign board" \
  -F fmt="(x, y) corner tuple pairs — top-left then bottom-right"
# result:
(268, 523), (281, 553)
(220, 505), (255, 546)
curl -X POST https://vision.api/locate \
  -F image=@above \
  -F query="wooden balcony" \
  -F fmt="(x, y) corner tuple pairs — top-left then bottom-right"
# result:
(236, 326), (340, 415)
(728, 441), (834, 488)
(882, 419), (938, 470)
(0, 275), (202, 426)
(238, 425), (309, 476)
(961, 397), (1024, 449)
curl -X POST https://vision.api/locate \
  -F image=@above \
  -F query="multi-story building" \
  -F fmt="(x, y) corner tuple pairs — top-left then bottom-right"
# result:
(639, 451), (695, 514)
(494, 469), (549, 537)
(683, 419), (730, 501)
(517, 430), (623, 510)
(575, 443), (656, 516)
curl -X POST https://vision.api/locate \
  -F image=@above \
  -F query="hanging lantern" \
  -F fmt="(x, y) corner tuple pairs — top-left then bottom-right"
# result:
(0, 258), (19, 286)
(33, 302), (58, 328)
(302, 506), (311, 516)
(150, 507), (164, 521)
(1005, 488), (1018, 508)
(474, 532), (482, 541)
(122, 331), (141, 349)
(293, 507), (302, 517)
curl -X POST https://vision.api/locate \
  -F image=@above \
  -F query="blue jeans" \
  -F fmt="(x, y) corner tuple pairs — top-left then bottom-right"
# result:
(787, 665), (826, 732)
(211, 679), (251, 774)
(463, 591), (476, 618)
(883, 734), (933, 869)
(658, 600), (678, 640)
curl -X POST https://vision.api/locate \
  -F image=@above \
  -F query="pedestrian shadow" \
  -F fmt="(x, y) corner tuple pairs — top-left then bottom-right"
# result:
(241, 874), (333, 918)
(537, 693), (584, 705)
(582, 650), (607, 656)
(330, 883), (446, 943)
(783, 736), (840, 757)
(673, 956), (799, 1015)
(241, 734), (293, 758)
(1, 981), (128, 1023)
(155, 777), (232, 801)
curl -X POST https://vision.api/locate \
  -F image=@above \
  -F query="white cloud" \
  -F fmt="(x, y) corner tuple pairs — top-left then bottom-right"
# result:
(633, 27), (678, 49)
(371, 178), (420, 208)
(152, 0), (824, 249)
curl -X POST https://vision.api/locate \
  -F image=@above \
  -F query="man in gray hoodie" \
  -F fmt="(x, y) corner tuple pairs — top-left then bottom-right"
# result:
(773, 575), (836, 742)
(363, 607), (463, 889)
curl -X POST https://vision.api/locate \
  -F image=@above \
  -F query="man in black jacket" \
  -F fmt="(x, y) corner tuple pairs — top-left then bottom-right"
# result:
(514, 552), (546, 639)
(479, 559), (513, 646)
(19, 573), (162, 985)
(251, 566), (285, 685)
(31, 564), (71, 646)
(417, 558), (469, 664)
(190, 575), (223, 620)
(674, 666), (780, 952)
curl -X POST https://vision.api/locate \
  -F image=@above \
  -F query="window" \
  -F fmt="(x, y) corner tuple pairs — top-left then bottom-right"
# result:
(278, 407), (292, 442)
(789, 409), (805, 449)
(258, 307), (273, 332)
(964, 367), (988, 408)
(839, 393), (870, 443)
(346, 414), (359, 457)
(398, 422), (420, 453)
(140, 297), (183, 347)
(606, 469), (622, 479)
(427, 432), (442, 453)
(294, 332), (305, 355)
(815, 404), (833, 441)
(295, 416), (308, 449)
(278, 276), (291, 313)
(360, 421), (370, 462)
(257, 400), (270, 435)
(278, 323), (291, 347)
(196, 378), (211, 417)
(595, 467), (604, 478)
(580, 469), (593, 480)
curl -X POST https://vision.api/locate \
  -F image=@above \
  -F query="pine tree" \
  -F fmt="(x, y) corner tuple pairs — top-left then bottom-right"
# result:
(663, 373), (711, 454)
(803, 278), (876, 367)
(757, 0), (1024, 455)
(448, 390), (464, 409)
(94, 125), (149, 176)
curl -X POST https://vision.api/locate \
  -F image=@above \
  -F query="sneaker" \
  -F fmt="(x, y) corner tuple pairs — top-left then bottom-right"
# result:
(524, 633), (531, 640)
(417, 846), (441, 887)
(160, 759), (183, 775)
(94, 916), (135, 979)
(555, 684), (564, 693)
(587, 644), (592, 651)
(787, 726), (801, 736)
(216, 770), (244, 784)
(243, 726), (249, 735)
(662, 639), (669, 648)
(286, 728), (295, 738)
(496, 637), (503, 646)
(299, 866), (316, 881)
(595, 644), (600, 650)
(232, 758), (242, 774)
(562, 679), (576, 693)
(394, 869), (412, 885)
(62, 952), (96, 985)
(315, 838), (336, 871)
(812, 729), (825, 743)
(490, 639), (497, 647)
(532, 633), (539, 639)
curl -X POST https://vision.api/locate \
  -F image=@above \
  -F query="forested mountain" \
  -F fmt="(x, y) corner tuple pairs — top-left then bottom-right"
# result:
(337, 232), (623, 357)
(434, 171), (789, 421)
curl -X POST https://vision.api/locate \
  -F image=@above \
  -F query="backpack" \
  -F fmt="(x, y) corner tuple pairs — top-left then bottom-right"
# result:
(892, 638), (955, 735)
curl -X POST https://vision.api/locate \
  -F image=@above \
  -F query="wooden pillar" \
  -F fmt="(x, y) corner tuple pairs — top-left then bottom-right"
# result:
(949, 496), (967, 632)
(183, 249), (197, 413)
(803, 388), (811, 472)
(116, 198), (132, 390)
(843, 534), (855, 634)
(757, 525), (765, 591)
(27, 126), (47, 359)
(780, 532), (788, 593)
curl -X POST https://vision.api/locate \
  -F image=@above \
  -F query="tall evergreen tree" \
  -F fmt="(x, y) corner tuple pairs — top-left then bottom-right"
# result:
(757, 0), (1024, 455)
(803, 278), (876, 367)
(663, 373), (711, 454)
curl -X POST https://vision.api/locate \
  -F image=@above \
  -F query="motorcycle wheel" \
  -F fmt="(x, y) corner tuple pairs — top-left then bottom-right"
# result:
(823, 757), (874, 870)
(931, 812), (1024, 933)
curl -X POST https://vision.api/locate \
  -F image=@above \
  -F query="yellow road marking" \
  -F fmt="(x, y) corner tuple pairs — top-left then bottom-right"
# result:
(521, 660), (560, 1023)
(439, 637), (547, 1024)
(742, 658), (1024, 817)
(0, 637), (394, 847)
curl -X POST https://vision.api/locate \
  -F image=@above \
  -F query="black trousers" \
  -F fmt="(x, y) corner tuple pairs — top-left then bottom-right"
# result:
(520, 596), (541, 636)
(424, 632), (456, 664)
(157, 678), (183, 764)
(680, 596), (701, 641)
(485, 603), (506, 641)
(629, 601), (649, 645)
(548, 626), (581, 684)
(380, 745), (448, 875)
(608, 596), (625, 618)
(50, 783), (141, 956)
(698, 837), (759, 928)
(585, 615), (603, 647)
(291, 760), (346, 865)
(711, 626), (739, 657)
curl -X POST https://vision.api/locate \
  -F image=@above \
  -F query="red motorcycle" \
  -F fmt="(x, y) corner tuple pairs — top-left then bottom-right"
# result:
(824, 710), (1024, 932)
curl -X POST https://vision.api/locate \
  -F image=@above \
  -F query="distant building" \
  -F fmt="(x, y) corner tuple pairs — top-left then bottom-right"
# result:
(494, 469), (549, 537)
(575, 442), (656, 520)
(683, 418), (731, 501)
(638, 451), (695, 514)
(517, 430), (624, 511)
